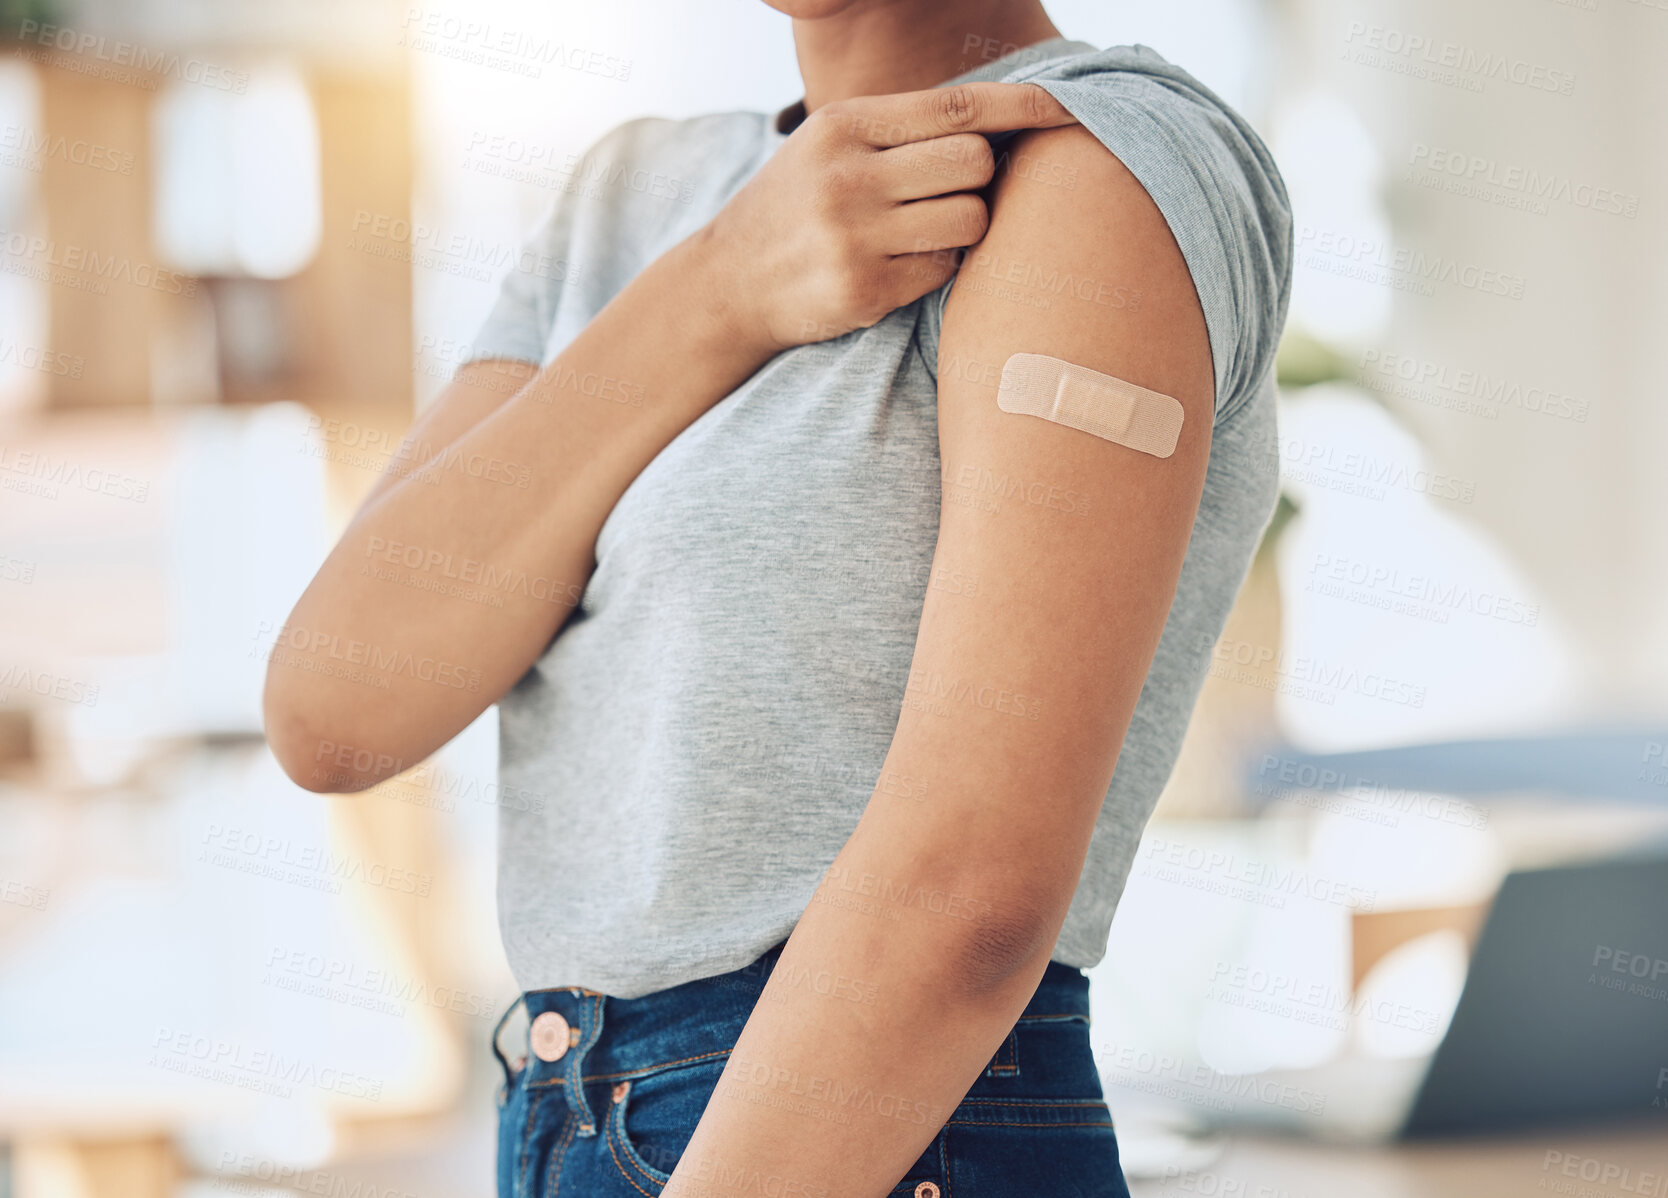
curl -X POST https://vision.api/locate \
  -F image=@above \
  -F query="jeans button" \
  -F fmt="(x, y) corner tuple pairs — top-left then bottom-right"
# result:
(530, 1010), (571, 1062)
(914, 1184), (939, 1198)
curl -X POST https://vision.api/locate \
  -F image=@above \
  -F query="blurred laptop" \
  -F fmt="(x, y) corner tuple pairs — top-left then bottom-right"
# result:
(1207, 854), (1668, 1141)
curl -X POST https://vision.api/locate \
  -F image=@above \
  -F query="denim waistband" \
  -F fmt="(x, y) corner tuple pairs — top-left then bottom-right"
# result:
(497, 943), (1089, 1091)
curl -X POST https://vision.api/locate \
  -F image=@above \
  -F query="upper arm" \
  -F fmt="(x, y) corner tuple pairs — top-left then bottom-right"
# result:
(859, 125), (1216, 951)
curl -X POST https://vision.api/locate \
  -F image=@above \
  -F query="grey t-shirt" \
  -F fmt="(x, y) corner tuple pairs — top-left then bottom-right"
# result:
(466, 39), (1292, 998)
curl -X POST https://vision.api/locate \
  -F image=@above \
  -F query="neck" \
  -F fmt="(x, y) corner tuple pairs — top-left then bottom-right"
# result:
(791, 0), (1063, 113)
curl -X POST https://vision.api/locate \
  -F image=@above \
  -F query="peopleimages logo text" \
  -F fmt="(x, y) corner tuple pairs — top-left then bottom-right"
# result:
(14, 20), (249, 92)
(1342, 22), (1576, 96)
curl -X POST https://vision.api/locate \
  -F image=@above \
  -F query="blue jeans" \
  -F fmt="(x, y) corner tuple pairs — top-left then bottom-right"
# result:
(493, 941), (1132, 1197)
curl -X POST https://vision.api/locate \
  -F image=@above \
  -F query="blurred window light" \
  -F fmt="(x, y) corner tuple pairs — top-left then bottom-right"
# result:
(1352, 930), (1469, 1060)
(1309, 795), (1506, 911)
(1195, 900), (1353, 1075)
(1273, 385), (1578, 751)
(152, 63), (321, 279)
(0, 57), (40, 228)
(1272, 90), (1391, 346)
(0, 58), (47, 418)
(1047, 0), (1259, 111)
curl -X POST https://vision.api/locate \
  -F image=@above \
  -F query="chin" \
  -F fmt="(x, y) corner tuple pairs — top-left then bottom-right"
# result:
(760, 0), (868, 17)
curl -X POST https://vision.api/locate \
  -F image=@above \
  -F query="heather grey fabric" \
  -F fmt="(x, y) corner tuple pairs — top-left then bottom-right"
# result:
(465, 38), (1292, 998)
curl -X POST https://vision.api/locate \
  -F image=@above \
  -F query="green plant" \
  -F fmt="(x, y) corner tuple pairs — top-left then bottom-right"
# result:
(0, 0), (60, 41)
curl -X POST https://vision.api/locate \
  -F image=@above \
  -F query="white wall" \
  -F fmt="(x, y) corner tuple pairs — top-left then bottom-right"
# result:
(1273, 0), (1668, 722)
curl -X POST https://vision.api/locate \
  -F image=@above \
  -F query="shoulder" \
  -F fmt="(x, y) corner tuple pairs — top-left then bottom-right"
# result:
(998, 42), (1271, 160)
(589, 109), (771, 163)
(1006, 44), (1287, 213)
(508, 109), (775, 291)
(942, 123), (1215, 433)
(570, 110), (774, 208)
(474, 108), (775, 358)
(988, 44), (1292, 424)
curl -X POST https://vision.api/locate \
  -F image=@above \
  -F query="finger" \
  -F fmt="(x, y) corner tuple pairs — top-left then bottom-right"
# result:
(883, 192), (990, 257)
(874, 133), (996, 201)
(832, 82), (1075, 149)
(884, 249), (963, 309)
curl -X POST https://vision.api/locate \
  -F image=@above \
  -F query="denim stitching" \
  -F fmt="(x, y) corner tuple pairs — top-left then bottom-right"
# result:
(523, 984), (605, 998)
(517, 1089), (546, 1198)
(605, 1097), (667, 1195)
(527, 1048), (733, 1089)
(544, 1099), (580, 1197)
(986, 1029), (1020, 1076)
(564, 993), (605, 1133)
(943, 1119), (1114, 1128)
(582, 1047), (734, 1082)
(612, 1085), (665, 1185)
(957, 1099), (1108, 1108)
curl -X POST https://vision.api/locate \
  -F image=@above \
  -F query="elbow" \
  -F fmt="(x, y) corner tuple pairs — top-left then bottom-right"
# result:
(263, 702), (351, 793)
(264, 720), (338, 794)
(942, 888), (1062, 1000)
(262, 674), (387, 794)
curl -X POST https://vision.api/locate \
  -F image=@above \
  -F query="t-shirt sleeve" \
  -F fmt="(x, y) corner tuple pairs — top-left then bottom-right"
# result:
(919, 46), (1293, 426)
(463, 221), (557, 368)
(459, 116), (702, 372)
(460, 123), (630, 369)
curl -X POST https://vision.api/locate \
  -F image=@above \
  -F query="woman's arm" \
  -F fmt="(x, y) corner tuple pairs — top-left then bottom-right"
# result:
(664, 124), (1217, 1197)
(264, 229), (778, 791)
(263, 83), (1078, 793)
(346, 357), (539, 523)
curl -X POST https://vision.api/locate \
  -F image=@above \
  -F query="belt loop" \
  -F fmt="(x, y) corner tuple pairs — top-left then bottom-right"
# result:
(564, 990), (607, 1136)
(491, 995), (526, 1092)
(984, 1027), (1020, 1078)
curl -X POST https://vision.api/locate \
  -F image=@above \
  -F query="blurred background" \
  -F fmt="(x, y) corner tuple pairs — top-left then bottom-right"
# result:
(1, 0), (1665, 1195)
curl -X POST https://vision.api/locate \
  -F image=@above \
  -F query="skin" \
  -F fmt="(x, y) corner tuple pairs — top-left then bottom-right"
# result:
(266, 1), (1215, 1192)
(781, 0), (1062, 111)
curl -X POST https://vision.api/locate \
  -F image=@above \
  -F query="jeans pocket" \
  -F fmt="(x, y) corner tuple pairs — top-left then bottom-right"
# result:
(603, 1058), (728, 1193)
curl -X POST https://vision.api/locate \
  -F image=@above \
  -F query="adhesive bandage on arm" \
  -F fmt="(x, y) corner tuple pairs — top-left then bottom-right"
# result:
(996, 353), (1186, 459)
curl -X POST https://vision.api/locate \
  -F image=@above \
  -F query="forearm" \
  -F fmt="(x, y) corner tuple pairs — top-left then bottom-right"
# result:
(264, 226), (774, 789)
(348, 357), (537, 523)
(665, 815), (1059, 1198)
